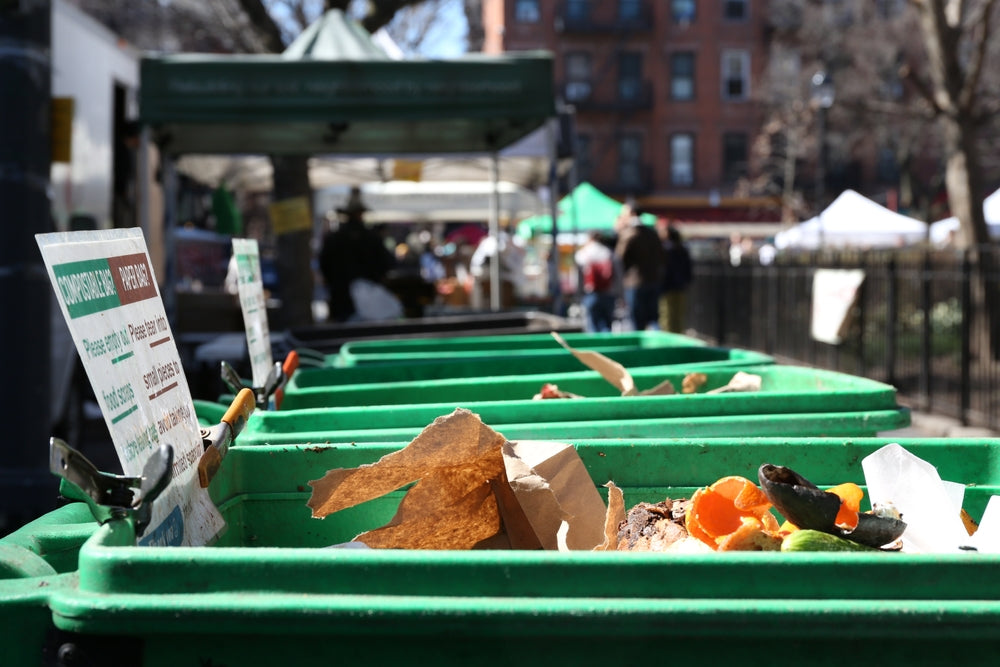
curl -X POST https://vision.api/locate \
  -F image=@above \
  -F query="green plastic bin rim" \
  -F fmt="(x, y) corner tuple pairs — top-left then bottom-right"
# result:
(337, 330), (707, 354)
(277, 361), (889, 411)
(33, 436), (1000, 642)
(236, 365), (903, 441)
(333, 331), (707, 367)
(293, 345), (774, 382)
(219, 408), (912, 444)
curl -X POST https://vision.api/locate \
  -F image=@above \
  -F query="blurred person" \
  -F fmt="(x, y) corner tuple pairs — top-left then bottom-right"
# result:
(615, 205), (664, 330)
(656, 220), (693, 333)
(318, 186), (396, 322)
(469, 231), (526, 309)
(758, 239), (777, 266)
(574, 230), (617, 332)
(385, 241), (437, 319)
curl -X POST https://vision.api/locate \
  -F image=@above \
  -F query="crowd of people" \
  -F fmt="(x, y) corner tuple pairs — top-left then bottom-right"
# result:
(315, 187), (692, 330)
(574, 204), (693, 334)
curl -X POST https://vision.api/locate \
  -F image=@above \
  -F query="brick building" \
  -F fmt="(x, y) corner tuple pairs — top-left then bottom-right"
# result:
(477, 0), (782, 225)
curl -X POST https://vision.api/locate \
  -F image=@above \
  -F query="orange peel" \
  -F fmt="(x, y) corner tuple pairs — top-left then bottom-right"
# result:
(827, 482), (863, 531)
(686, 476), (780, 550)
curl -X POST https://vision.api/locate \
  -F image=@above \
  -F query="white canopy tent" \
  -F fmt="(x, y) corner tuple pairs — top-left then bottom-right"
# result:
(774, 189), (928, 249)
(314, 180), (543, 223)
(929, 187), (1000, 244)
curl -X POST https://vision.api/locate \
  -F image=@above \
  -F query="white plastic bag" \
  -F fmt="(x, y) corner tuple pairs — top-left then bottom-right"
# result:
(349, 278), (403, 321)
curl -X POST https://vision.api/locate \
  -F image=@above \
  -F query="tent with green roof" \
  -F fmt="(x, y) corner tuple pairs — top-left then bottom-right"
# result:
(516, 182), (656, 238)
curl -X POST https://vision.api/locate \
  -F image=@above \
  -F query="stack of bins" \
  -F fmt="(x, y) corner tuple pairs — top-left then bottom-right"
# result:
(8, 329), (966, 664)
(198, 330), (909, 438)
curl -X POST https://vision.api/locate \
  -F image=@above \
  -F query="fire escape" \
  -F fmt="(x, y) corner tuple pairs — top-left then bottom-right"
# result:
(555, 0), (654, 198)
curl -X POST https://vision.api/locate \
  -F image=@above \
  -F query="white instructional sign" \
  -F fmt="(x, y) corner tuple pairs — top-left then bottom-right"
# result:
(36, 229), (224, 546)
(231, 238), (272, 387)
(811, 268), (865, 345)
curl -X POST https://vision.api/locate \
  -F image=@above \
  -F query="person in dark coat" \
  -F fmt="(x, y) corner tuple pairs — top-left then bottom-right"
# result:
(614, 205), (665, 331)
(657, 219), (693, 333)
(318, 187), (395, 322)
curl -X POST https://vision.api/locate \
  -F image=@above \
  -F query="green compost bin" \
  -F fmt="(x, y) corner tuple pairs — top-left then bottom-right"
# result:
(279, 362), (878, 411)
(0, 503), (103, 666)
(284, 345), (773, 392)
(333, 330), (703, 367)
(284, 309), (583, 355)
(38, 436), (1000, 666)
(220, 365), (910, 442)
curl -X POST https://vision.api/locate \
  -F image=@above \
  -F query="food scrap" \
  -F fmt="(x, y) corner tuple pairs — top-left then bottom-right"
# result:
(540, 333), (759, 399)
(303, 412), (997, 554)
(533, 383), (581, 399)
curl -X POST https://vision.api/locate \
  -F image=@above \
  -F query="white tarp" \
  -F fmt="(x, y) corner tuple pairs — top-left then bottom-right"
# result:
(774, 189), (928, 249)
(929, 187), (1000, 244)
(314, 180), (543, 223)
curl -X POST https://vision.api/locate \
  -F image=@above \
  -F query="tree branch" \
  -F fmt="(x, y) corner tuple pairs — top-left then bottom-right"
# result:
(361, 0), (426, 34)
(899, 61), (944, 115)
(958, 0), (999, 112)
(234, 0), (287, 52)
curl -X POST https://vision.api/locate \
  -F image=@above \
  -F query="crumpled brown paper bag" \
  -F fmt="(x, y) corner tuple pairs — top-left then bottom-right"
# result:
(550, 332), (759, 397)
(502, 440), (608, 551)
(307, 408), (609, 550)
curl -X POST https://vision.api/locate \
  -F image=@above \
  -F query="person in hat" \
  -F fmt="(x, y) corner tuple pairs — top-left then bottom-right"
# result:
(318, 186), (396, 321)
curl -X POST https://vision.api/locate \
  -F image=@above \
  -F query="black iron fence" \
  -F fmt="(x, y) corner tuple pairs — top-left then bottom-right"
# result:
(685, 245), (1000, 430)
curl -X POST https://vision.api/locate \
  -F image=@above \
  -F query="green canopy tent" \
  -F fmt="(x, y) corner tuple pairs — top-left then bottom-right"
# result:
(516, 181), (656, 239)
(138, 9), (555, 311)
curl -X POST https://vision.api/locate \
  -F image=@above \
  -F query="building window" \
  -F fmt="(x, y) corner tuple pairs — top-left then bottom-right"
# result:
(576, 134), (593, 183)
(618, 52), (643, 102)
(618, 134), (643, 189)
(721, 49), (750, 100)
(515, 0), (540, 23)
(564, 52), (592, 102)
(566, 0), (591, 22)
(722, 132), (748, 185)
(724, 0), (748, 21)
(672, 0), (696, 23)
(670, 52), (695, 101)
(670, 134), (694, 186)
(618, 0), (642, 22)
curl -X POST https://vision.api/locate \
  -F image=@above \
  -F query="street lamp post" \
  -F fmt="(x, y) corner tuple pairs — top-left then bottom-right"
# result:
(811, 70), (835, 247)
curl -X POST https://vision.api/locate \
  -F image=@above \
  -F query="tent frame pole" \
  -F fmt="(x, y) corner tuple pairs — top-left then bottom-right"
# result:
(489, 151), (501, 311)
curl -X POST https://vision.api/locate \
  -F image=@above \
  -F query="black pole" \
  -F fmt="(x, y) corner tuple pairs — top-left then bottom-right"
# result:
(856, 269), (867, 379)
(0, 0), (55, 527)
(919, 250), (932, 410)
(886, 255), (898, 389)
(960, 249), (972, 424)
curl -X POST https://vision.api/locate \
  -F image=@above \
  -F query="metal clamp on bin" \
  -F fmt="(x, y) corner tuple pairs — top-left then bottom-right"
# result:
(48, 438), (173, 538)
(197, 386), (256, 488)
(220, 350), (299, 410)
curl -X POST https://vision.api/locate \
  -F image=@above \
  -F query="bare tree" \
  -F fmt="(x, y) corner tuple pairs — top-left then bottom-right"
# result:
(759, 0), (1000, 356)
(759, 0), (1000, 239)
(756, 1), (939, 218)
(905, 0), (1000, 248)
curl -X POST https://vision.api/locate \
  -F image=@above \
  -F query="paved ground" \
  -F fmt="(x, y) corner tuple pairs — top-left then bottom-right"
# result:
(880, 409), (1000, 439)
